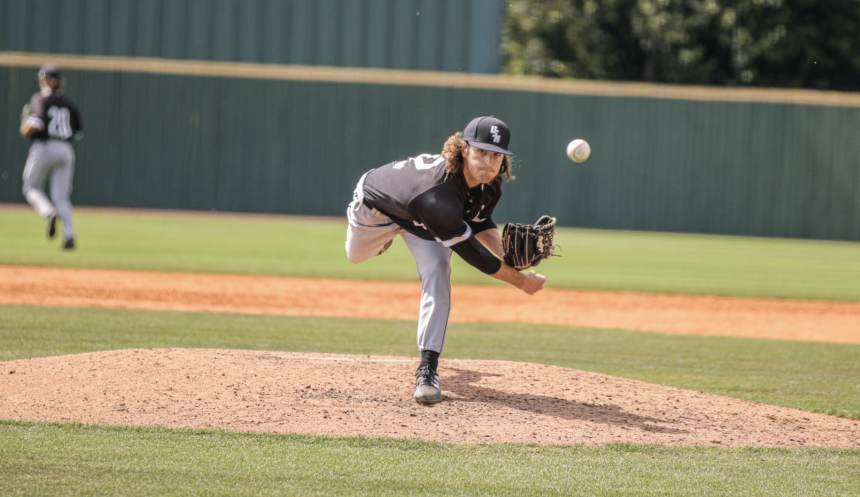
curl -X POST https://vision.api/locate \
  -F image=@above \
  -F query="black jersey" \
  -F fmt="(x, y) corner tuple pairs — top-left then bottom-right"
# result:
(25, 89), (83, 142)
(363, 153), (502, 245)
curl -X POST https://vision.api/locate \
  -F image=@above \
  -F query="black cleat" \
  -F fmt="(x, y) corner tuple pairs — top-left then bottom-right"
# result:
(47, 211), (57, 239)
(62, 238), (75, 250)
(414, 364), (442, 405)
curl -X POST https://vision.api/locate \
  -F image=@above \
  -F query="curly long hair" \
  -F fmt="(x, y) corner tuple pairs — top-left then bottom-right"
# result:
(442, 132), (515, 181)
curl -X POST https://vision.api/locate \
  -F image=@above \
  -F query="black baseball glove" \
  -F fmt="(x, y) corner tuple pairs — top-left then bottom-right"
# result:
(501, 215), (559, 270)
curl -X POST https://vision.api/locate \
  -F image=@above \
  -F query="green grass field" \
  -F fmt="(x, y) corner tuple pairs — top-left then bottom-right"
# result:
(2, 205), (860, 495)
(3, 205), (860, 300)
(2, 422), (858, 497)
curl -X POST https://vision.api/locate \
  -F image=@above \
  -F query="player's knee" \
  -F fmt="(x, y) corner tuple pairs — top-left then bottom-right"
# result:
(417, 257), (451, 280)
(345, 245), (370, 264)
(345, 247), (361, 264)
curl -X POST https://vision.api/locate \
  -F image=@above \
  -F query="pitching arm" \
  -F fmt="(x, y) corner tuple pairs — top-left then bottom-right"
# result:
(475, 227), (504, 259)
(491, 262), (546, 296)
(451, 231), (546, 296)
(477, 227), (546, 295)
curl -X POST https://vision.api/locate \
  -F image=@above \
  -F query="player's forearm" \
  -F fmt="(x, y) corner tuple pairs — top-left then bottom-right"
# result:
(490, 263), (546, 295)
(476, 228), (545, 294)
(490, 262), (520, 286)
(450, 236), (502, 275)
(475, 228), (504, 259)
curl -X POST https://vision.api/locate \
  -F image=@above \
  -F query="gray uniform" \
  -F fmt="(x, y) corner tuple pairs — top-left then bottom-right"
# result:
(345, 154), (503, 354)
(22, 86), (83, 243)
(348, 116), (516, 406)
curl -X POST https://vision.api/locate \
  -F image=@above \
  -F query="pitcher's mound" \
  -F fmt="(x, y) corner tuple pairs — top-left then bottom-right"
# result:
(1, 348), (858, 447)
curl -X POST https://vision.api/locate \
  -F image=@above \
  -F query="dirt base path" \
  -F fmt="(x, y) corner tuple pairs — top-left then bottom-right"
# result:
(2, 348), (858, 447)
(2, 264), (860, 447)
(3, 265), (860, 343)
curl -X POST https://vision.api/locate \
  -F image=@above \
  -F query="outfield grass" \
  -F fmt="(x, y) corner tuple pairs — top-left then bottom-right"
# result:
(3, 205), (860, 495)
(3, 205), (860, 300)
(2, 421), (858, 497)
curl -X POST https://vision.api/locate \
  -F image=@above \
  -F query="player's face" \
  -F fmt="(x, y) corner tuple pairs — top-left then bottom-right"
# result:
(463, 145), (504, 187)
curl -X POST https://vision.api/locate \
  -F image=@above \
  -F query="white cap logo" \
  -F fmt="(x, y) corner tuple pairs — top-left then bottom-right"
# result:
(490, 125), (500, 143)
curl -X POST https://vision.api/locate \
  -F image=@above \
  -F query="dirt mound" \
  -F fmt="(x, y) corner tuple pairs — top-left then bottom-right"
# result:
(2, 349), (858, 447)
(3, 264), (860, 446)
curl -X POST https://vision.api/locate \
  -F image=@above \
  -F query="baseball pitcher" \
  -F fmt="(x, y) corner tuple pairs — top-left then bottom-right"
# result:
(346, 116), (547, 405)
(20, 64), (83, 250)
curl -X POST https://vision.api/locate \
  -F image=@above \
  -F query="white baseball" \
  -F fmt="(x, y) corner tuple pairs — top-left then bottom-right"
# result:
(566, 139), (591, 163)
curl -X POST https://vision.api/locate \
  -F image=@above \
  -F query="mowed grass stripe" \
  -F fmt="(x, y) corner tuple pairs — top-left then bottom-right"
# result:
(1, 421), (859, 497)
(2, 206), (860, 301)
(2, 304), (858, 420)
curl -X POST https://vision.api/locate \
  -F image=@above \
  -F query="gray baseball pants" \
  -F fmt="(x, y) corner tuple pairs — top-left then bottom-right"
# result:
(22, 140), (75, 240)
(345, 174), (452, 354)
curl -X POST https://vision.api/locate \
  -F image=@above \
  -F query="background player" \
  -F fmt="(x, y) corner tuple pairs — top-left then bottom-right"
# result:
(20, 64), (84, 250)
(345, 116), (546, 405)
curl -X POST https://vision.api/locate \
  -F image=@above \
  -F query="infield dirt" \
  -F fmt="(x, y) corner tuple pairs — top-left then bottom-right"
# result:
(1, 264), (859, 447)
(3, 265), (860, 343)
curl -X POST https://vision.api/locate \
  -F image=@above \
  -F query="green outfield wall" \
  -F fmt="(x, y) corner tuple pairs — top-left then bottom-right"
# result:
(0, 0), (503, 74)
(2, 54), (859, 242)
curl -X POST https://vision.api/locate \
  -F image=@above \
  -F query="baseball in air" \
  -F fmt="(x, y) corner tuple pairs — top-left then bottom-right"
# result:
(566, 139), (591, 163)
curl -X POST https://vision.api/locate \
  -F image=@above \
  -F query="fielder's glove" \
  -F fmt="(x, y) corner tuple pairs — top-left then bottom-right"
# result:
(501, 215), (559, 270)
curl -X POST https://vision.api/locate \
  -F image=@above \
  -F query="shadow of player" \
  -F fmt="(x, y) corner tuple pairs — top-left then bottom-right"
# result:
(444, 367), (684, 434)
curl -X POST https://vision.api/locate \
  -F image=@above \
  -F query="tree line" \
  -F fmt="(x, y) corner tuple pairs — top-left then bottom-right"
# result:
(502, 0), (860, 91)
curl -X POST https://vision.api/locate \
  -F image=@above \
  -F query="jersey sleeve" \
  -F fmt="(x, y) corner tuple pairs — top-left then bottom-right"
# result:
(70, 101), (83, 133)
(407, 189), (472, 247)
(69, 100), (83, 140)
(450, 236), (503, 275)
(467, 217), (497, 235)
(411, 185), (503, 273)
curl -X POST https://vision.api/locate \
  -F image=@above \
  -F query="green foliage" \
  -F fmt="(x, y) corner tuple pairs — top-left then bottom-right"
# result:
(503, 0), (860, 90)
(1, 421), (859, 496)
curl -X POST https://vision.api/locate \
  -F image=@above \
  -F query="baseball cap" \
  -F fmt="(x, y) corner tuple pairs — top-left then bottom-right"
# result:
(462, 116), (513, 155)
(38, 64), (61, 79)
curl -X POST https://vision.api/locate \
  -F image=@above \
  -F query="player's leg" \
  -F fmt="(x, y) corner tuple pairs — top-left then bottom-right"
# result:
(49, 143), (76, 248)
(401, 233), (453, 354)
(21, 143), (57, 221)
(401, 232), (452, 405)
(345, 174), (399, 263)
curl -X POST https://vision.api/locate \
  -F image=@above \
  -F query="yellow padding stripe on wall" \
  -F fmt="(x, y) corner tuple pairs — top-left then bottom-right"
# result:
(3, 51), (860, 108)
